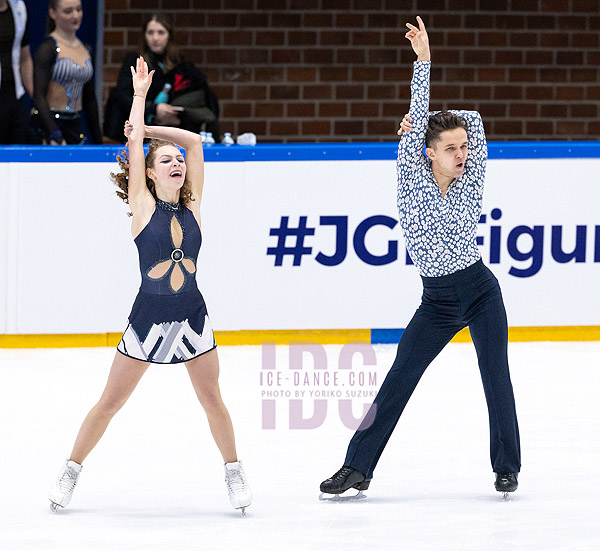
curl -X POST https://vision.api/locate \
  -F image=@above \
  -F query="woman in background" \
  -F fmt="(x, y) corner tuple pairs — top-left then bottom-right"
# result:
(104, 14), (219, 142)
(32, 0), (101, 144)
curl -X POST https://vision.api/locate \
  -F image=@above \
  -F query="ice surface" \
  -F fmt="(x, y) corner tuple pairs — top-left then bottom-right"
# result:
(0, 342), (599, 551)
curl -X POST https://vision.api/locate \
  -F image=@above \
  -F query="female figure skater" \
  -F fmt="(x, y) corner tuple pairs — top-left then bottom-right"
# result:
(32, 0), (101, 144)
(49, 57), (251, 515)
(320, 17), (520, 499)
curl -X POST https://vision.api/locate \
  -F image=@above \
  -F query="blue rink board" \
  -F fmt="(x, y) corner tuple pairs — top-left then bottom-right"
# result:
(0, 141), (599, 163)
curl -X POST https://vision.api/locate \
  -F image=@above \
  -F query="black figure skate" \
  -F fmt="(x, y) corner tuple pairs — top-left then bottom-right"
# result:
(319, 466), (371, 502)
(495, 472), (518, 499)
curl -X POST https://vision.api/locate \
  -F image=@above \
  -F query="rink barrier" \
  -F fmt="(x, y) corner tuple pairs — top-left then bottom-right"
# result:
(1, 142), (598, 338)
(2, 140), (600, 162)
(1, 326), (598, 348)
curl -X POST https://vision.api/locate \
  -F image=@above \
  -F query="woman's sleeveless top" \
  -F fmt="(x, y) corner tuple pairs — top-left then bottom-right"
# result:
(117, 199), (216, 364)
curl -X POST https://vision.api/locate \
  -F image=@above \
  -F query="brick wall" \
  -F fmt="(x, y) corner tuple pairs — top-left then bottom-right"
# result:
(103, 0), (600, 142)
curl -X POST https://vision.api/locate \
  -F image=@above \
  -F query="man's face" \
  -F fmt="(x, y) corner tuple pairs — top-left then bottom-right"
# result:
(426, 127), (469, 180)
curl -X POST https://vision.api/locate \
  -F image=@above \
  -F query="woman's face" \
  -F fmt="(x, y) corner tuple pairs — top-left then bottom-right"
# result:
(49, 0), (83, 34)
(148, 146), (186, 192)
(145, 20), (170, 55)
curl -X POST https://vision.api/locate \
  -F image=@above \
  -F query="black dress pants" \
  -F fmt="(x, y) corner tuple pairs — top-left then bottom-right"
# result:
(344, 259), (521, 479)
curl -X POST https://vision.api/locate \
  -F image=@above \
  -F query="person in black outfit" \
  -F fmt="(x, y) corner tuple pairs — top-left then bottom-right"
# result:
(31, 0), (101, 145)
(0, 0), (33, 144)
(103, 14), (219, 143)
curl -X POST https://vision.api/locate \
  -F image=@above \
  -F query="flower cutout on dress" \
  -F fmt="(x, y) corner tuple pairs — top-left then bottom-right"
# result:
(146, 215), (196, 292)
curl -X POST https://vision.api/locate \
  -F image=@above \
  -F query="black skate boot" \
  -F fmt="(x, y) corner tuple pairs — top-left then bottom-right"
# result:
(494, 472), (518, 497)
(319, 466), (371, 501)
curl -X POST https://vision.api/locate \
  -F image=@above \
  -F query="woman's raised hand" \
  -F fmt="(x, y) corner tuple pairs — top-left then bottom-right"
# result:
(124, 119), (133, 137)
(130, 56), (154, 97)
(397, 113), (413, 136)
(405, 16), (430, 61)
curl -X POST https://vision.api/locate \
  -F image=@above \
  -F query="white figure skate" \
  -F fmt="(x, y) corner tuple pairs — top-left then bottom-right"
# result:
(224, 461), (252, 516)
(49, 460), (82, 512)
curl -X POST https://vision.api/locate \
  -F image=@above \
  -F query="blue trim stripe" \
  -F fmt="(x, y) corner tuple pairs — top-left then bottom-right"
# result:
(1, 141), (599, 163)
(371, 328), (405, 344)
(490, 141), (600, 159)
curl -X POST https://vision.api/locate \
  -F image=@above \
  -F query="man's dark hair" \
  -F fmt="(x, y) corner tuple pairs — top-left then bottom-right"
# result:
(426, 111), (469, 148)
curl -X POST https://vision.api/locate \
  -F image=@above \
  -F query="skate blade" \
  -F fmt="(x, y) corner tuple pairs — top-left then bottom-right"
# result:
(233, 504), (249, 517)
(49, 501), (62, 513)
(496, 487), (516, 500)
(319, 490), (367, 502)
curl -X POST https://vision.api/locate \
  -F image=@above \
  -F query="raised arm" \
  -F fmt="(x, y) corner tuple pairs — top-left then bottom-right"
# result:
(397, 17), (431, 171)
(144, 124), (205, 206)
(126, 57), (155, 220)
(114, 53), (160, 124)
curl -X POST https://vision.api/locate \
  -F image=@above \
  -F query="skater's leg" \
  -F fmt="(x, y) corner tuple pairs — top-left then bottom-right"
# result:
(186, 350), (251, 513)
(185, 349), (237, 463)
(345, 304), (462, 479)
(468, 286), (521, 474)
(70, 352), (149, 464)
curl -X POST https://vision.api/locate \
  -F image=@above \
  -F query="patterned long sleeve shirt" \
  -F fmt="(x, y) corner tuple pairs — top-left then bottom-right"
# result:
(396, 61), (488, 277)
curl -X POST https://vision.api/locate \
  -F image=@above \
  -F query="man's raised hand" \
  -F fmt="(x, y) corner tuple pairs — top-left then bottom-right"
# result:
(405, 16), (430, 61)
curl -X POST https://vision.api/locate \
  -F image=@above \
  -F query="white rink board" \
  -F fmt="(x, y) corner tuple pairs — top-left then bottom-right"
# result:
(0, 155), (599, 333)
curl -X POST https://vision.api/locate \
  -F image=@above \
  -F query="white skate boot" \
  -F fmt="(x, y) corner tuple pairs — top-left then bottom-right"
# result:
(224, 461), (251, 516)
(49, 460), (82, 512)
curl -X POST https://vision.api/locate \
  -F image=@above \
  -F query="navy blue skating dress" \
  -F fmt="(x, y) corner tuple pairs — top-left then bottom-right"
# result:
(117, 199), (216, 363)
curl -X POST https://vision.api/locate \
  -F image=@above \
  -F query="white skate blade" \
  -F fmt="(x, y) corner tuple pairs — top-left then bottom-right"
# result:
(319, 489), (367, 502)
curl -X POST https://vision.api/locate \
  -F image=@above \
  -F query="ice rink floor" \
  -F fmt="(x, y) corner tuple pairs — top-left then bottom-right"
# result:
(1, 341), (599, 551)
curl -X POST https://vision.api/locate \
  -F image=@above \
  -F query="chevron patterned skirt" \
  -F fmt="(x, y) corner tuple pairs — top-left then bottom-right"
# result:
(117, 288), (216, 364)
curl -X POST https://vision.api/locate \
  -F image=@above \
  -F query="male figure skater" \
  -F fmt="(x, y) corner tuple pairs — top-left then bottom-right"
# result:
(320, 16), (520, 498)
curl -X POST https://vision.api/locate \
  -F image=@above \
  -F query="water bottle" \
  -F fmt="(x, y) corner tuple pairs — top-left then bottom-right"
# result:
(199, 131), (207, 143)
(222, 132), (234, 145)
(154, 83), (172, 105)
(205, 132), (215, 146)
(147, 83), (172, 124)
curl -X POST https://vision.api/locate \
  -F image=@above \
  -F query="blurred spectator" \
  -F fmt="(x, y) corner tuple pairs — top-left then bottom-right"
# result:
(31, 0), (101, 145)
(103, 14), (219, 142)
(0, 0), (33, 144)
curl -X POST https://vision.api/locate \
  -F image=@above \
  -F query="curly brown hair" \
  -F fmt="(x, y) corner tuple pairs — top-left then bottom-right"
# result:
(111, 139), (194, 216)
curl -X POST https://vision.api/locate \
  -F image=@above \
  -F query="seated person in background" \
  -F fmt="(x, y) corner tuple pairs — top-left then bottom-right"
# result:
(103, 14), (220, 143)
(32, 0), (101, 145)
